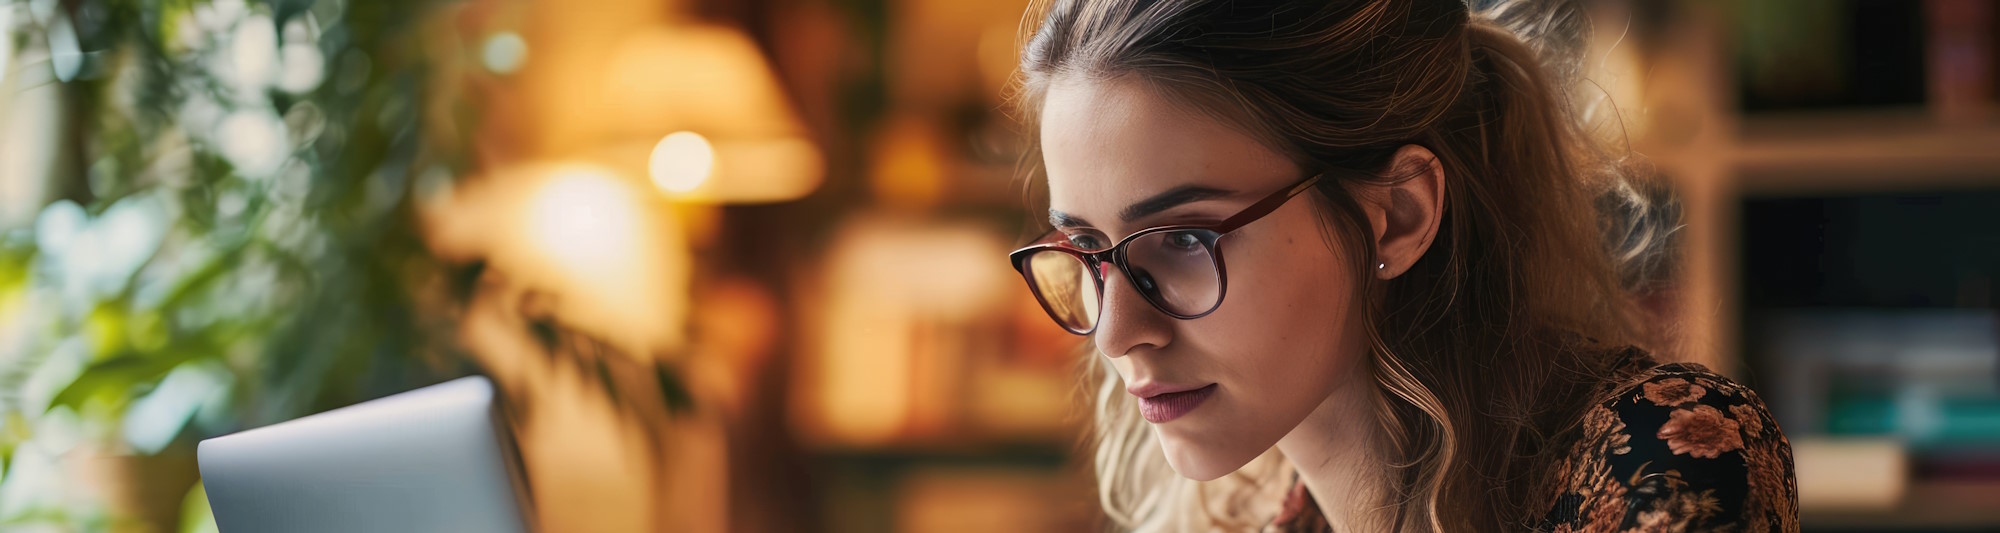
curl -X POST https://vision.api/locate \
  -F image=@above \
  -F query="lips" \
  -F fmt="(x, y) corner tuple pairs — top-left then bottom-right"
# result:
(1134, 383), (1217, 423)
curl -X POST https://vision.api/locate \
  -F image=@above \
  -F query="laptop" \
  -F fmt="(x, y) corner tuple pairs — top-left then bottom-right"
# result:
(197, 375), (535, 533)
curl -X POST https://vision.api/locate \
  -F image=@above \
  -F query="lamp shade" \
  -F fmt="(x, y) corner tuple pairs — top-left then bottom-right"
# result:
(593, 24), (822, 203)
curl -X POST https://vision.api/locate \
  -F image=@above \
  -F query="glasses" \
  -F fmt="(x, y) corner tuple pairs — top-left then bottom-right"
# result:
(1009, 172), (1325, 335)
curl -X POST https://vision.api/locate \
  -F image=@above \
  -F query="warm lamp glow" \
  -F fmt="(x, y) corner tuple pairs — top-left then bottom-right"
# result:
(605, 25), (795, 139)
(649, 131), (715, 193)
(527, 167), (645, 284)
(420, 162), (693, 361)
(594, 24), (822, 203)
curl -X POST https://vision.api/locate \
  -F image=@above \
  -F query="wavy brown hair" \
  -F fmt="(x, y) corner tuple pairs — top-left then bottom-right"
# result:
(1011, 0), (1669, 530)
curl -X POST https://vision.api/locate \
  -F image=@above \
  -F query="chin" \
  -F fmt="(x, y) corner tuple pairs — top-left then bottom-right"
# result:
(1155, 427), (1259, 481)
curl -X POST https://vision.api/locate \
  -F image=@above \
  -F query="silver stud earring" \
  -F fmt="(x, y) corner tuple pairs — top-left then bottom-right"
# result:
(1377, 262), (1386, 271)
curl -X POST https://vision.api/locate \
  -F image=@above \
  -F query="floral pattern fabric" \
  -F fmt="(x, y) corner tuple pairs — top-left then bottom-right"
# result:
(1270, 352), (1799, 532)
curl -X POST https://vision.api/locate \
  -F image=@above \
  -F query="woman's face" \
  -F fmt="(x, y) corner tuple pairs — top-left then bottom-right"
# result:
(1040, 76), (1374, 480)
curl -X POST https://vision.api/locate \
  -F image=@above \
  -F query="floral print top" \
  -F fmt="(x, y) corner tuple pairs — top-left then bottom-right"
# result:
(1269, 350), (1800, 532)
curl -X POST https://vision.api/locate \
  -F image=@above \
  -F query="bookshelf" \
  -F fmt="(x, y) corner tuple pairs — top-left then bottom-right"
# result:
(1640, 1), (2000, 530)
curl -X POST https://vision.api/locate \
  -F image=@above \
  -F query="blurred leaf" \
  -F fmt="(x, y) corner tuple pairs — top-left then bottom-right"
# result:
(526, 316), (560, 358)
(596, 358), (621, 408)
(47, 342), (211, 414)
(447, 260), (485, 304)
(85, 306), (130, 358)
(0, 241), (31, 292)
(178, 481), (218, 533)
(123, 362), (229, 454)
(655, 364), (693, 416)
(149, 242), (251, 313)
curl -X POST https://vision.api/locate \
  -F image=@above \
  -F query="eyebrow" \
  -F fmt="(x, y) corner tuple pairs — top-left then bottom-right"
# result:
(1048, 184), (1237, 229)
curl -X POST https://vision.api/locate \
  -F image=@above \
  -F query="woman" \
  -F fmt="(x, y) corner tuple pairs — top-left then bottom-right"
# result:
(1002, 0), (1798, 531)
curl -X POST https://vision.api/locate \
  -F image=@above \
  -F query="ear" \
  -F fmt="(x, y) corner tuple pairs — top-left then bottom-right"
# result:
(1360, 145), (1445, 280)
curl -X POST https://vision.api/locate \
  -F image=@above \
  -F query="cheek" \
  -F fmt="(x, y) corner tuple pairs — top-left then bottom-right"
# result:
(1153, 215), (1372, 476)
(1205, 203), (1362, 362)
(1200, 230), (1362, 393)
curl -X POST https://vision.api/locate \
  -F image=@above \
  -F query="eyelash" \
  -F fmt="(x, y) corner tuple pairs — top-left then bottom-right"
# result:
(1065, 233), (1105, 249)
(1062, 218), (1222, 249)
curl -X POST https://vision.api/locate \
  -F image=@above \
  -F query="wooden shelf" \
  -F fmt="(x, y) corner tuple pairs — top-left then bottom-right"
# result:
(1802, 479), (2000, 530)
(1730, 114), (2000, 194)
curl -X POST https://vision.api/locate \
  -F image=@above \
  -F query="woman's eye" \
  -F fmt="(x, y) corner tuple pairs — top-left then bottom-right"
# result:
(1067, 234), (1105, 250)
(1163, 231), (1201, 250)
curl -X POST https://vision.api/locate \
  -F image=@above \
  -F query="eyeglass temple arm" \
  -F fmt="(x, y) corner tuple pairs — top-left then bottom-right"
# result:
(1212, 173), (1324, 234)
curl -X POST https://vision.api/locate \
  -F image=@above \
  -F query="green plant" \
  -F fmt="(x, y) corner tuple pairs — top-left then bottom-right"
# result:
(0, 0), (470, 528)
(0, 1), (701, 530)
(0, 2), (708, 528)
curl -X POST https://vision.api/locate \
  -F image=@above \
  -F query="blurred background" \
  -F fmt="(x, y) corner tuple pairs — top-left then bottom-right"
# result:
(0, 0), (1995, 531)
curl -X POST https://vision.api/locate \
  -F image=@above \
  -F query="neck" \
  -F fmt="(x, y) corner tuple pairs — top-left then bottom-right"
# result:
(1276, 377), (1397, 532)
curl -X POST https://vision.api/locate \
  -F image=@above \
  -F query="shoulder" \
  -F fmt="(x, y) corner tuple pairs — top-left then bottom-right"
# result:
(1535, 358), (1801, 532)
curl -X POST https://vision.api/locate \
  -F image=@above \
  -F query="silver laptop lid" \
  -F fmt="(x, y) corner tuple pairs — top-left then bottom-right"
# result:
(197, 376), (533, 533)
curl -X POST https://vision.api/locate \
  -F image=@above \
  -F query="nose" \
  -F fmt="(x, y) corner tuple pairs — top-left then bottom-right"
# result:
(1093, 264), (1173, 358)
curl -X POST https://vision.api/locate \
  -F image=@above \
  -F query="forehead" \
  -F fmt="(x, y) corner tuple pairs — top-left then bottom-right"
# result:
(1038, 76), (1297, 228)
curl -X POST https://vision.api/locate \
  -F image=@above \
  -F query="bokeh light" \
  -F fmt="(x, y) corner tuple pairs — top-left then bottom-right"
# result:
(649, 131), (716, 194)
(528, 167), (645, 281)
(482, 32), (528, 75)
